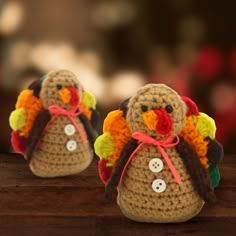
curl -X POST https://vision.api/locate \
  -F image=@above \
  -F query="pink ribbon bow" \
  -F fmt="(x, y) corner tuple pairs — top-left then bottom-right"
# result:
(47, 105), (88, 143)
(119, 132), (181, 186)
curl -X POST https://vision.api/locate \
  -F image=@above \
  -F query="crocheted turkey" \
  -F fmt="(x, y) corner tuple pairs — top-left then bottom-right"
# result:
(95, 84), (223, 223)
(9, 69), (98, 177)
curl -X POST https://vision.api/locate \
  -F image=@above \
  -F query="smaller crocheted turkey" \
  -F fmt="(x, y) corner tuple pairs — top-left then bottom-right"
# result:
(9, 69), (99, 177)
(95, 83), (223, 223)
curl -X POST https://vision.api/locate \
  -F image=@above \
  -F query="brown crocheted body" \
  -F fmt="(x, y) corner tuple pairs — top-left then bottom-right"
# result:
(117, 144), (204, 223)
(29, 115), (93, 177)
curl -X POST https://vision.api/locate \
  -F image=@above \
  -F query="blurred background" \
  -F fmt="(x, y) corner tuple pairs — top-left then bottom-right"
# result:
(0, 0), (236, 153)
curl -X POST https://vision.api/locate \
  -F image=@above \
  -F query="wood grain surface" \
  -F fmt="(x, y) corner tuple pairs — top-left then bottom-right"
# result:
(0, 153), (235, 236)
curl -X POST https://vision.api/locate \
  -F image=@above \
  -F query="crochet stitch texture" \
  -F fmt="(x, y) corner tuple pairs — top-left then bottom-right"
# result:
(95, 83), (223, 223)
(10, 70), (97, 177)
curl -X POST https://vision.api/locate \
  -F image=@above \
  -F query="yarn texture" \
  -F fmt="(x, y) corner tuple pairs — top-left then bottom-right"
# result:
(117, 143), (204, 222)
(29, 114), (92, 177)
(95, 83), (223, 223)
(9, 69), (97, 177)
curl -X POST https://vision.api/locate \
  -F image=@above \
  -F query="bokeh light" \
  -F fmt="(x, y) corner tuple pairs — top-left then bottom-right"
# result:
(0, 0), (236, 153)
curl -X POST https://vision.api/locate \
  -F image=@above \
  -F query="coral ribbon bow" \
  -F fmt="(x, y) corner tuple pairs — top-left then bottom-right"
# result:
(119, 132), (181, 186)
(48, 105), (88, 143)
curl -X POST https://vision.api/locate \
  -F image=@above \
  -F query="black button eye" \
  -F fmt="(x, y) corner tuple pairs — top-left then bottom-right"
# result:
(74, 84), (78, 89)
(56, 84), (62, 90)
(141, 105), (148, 112)
(165, 105), (173, 113)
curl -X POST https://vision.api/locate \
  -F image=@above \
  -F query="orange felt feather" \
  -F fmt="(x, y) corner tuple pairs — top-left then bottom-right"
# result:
(103, 110), (131, 166)
(181, 118), (209, 168)
(16, 90), (43, 138)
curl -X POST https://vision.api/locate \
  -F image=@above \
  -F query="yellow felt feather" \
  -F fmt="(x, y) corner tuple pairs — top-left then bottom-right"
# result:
(95, 110), (131, 167)
(9, 108), (26, 132)
(80, 90), (96, 120)
(94, 132), (115, 160)
(82, 90), (96, 109)
(189, 112), (216, 139)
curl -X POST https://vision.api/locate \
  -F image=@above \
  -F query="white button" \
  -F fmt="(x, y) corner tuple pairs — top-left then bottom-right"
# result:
(149, 158), (163, 173)
(152, 179), (166, 193)
(66, 140), (77, 152)
(64, 124), (76, 136)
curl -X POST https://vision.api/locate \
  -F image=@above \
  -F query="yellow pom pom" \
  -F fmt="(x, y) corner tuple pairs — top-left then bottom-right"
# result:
(9, 108), (26, 132)
(82, 90), (96, 109)
(189, 112), (216, 139)
(94, 132), (115, 160)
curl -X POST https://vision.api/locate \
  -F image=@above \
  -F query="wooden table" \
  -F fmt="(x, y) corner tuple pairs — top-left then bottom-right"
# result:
(0, 153), (235, 236)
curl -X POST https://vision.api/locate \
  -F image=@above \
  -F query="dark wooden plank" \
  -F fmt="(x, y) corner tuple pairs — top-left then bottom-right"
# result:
(0, 154), (235, 218)
(0, 186), (120, 216)
(217, 155), (236, 187)
(0, 216), (235, 236)
(0, 185), (235, 217)
(0, 153), (102, 187)
(0, 153), (235, 187)
(0, 153), (235, 236)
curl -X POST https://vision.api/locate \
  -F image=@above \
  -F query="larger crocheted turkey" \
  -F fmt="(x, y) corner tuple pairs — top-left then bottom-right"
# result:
(10, 70), (98, 177)
(95, 83), (223, 223)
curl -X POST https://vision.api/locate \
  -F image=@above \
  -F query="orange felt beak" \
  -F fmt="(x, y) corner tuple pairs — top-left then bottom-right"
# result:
(58, 86), (80, 106)
(143, 110), (158, 130)
(58, 88), (71, 104)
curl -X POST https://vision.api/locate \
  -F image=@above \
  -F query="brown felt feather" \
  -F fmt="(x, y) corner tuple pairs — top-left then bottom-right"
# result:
(206, 138), (224, 168)
(26, 110), (51, 162)
(79, 113), (96, 148)
(176, 136), (216, 204)
(90, 108), (100, 128)
(119, 98), (130, 118)
(105, 138), (138, 202)
(28, 79), (43, 98)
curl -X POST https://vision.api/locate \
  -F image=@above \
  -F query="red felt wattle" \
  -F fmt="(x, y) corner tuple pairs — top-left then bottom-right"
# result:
(154, 108), (173, 135)
(181, 96), (199, 117)
(68, 86), (80, 107)
(11, 131), (27, 154)
(98, 159), (113, 184)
